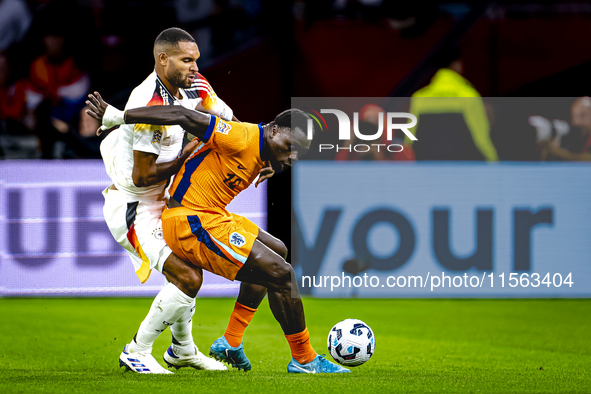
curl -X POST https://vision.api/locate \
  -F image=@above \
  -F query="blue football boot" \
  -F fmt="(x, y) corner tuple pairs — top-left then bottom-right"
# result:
(209, 336), (251, 371)
(287, 354), (350, 374)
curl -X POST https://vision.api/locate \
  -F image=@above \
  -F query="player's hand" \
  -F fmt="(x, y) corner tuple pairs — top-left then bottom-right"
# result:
(181, 138), (200, 160)
(255, 165), (274, 188)
(85, 91), (124, 136)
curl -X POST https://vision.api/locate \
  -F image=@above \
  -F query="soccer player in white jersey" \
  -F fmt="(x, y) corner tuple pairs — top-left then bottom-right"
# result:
(97, 27), (234, 374)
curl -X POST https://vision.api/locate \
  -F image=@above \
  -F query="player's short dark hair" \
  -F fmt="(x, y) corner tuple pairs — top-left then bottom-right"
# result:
(274, 108), (313, 137)
(154, 27), (195, 49)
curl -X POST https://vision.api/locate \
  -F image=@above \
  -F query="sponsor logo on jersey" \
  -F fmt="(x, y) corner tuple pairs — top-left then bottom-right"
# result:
(229, 232), (246, 247)
(215, 120), (232, 135)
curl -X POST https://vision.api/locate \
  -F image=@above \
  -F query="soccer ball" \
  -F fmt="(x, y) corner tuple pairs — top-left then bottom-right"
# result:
(327, 319), (375, 366)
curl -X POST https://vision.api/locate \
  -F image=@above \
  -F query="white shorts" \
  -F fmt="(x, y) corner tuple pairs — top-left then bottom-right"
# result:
(102, 187), (172, 283)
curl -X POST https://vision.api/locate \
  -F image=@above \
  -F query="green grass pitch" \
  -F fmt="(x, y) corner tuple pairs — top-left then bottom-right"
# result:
(0, 298), (589, 393)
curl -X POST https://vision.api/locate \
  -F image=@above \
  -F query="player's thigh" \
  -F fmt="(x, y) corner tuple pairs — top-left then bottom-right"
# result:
(235, 240), (293, 290)
(103, 188), (169, 281)
(233, 212), (288, 260)
(133, 200), (172, 273)
(161, 208), (204, 266)
(257, 229), (288, 260)
(102, 187), (136, 252)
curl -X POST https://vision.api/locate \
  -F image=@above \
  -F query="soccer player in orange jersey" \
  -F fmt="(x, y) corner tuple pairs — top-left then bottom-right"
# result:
(87, 94), (350, 374)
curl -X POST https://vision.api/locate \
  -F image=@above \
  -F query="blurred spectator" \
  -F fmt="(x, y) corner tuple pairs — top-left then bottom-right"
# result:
(1, 48), (99, 159)
(26, 24), (92, 158)
(0, 52), (39, 158)
(74, 105), (102, 157)
(0, 0), (32, 51)
(0, 53), (30, 131)
(543, 96), (591, 161)
(28, 27), (90, 121)
(405, 46), (499, 161)
(498, 115), (541, 161)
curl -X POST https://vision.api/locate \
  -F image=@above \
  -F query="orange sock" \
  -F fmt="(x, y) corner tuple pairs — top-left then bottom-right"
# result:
(224, 302), (257, 348)
(285, 327), (318, 365)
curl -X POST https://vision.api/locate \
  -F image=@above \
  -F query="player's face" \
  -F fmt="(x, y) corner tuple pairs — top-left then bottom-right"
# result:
(267, 127), (310, 172)
(165, 41), (200, 89)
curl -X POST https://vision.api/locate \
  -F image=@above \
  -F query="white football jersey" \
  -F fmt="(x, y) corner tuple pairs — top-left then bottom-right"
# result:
(100, 71), (233, 202)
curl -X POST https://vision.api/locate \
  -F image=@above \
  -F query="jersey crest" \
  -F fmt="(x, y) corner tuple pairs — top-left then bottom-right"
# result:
(230, 232), (246, 247)
(152, 129), (162, 144)
(215, 120), (232, 135)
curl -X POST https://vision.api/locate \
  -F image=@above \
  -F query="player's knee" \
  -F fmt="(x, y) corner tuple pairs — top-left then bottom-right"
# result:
(267, 258), (293, 291)
(275, 240), (288, 260)
(260, 234), (288, 260)
(178, 267), (203, 298)
(163, 253), (203, 298)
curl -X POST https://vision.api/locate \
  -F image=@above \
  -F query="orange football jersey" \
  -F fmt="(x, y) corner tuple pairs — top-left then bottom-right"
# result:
(169, 115), (265, 209)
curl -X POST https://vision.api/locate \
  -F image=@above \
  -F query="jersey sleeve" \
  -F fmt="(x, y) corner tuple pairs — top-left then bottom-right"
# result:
(191, 73), (234, 121)
(132, 123), (164, 156)
(125, 83), (167, 156)
(201, 115), (247, 155)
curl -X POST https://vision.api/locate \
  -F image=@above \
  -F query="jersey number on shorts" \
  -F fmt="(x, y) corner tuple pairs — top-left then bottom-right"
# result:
(223, 173), (242, 190)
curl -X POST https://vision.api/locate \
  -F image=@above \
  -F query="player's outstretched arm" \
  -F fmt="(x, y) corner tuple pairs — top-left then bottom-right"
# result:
(86, 91), (212, 140)
(124, 106), (211, 140)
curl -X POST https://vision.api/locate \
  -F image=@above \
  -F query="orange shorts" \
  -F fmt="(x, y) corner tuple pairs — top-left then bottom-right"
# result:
(161, 206), (259, 280)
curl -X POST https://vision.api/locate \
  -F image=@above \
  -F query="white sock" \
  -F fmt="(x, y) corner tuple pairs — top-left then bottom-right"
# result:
(129, 282), (194, 353)
(171, 299), (197, 356)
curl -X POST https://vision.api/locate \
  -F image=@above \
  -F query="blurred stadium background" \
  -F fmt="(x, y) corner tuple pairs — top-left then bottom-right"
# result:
(2, 0), (591, 271)
(1, 0), (590, 391)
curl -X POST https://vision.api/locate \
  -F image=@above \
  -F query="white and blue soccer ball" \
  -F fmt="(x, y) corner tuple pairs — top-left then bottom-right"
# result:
(327, 319), (375, 366)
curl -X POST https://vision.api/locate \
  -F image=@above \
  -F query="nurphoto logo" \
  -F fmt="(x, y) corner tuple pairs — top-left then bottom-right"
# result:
(304, 109), (417, 153)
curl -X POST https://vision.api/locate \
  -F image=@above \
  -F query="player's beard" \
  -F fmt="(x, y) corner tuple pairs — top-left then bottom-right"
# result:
(167, 68), (191, 89)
